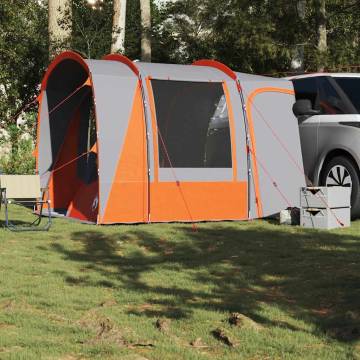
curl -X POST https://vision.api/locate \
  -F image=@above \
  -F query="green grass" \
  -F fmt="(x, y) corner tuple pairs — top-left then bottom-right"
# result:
(0, 206), (359, 360)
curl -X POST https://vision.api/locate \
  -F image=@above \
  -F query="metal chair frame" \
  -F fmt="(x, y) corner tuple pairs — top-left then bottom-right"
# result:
(0, 184), (52, 232)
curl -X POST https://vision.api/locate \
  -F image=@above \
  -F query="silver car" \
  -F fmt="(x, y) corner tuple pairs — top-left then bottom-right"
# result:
(289, 73), (360, 218)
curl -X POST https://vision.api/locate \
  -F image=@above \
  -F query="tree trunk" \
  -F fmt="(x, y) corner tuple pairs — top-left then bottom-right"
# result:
(291, 0), (306, 73)
(48, 0), (72, 58)
(111, 0), (127, 53)
(316, 0), (327, 71)
(140, 0), (151, 62)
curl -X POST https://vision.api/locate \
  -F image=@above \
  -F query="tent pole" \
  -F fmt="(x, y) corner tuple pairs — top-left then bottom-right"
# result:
(138, 74), (152, 223)
(237, 80), (254, 220)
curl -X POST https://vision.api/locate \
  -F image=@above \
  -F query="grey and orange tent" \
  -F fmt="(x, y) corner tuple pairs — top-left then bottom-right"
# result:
(35, 51), (305, 224)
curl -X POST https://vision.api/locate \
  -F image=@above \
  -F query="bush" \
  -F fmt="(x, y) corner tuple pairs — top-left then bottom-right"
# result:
(0, 133), (36, 175)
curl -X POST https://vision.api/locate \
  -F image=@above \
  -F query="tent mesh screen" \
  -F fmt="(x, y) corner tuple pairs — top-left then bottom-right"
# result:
(151, 80), (232, 168)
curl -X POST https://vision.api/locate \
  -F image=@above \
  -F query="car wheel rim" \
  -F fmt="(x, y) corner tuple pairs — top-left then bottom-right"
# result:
(325, 165), (352, 188)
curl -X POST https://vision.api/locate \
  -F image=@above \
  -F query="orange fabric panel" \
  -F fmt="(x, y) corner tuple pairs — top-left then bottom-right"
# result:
(48, 110), (82, 210)
(101, 83), (148, 223)
(245, 87), (295, 218)
(67, 180), (98, 222)
(150, 181), (247, 222)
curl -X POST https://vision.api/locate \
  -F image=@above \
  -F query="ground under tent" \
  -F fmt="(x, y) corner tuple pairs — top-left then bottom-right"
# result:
(35, 51), (305, 224)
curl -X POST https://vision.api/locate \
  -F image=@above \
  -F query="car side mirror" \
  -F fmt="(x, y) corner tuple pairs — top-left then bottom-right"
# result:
(293, 99), (320, 117)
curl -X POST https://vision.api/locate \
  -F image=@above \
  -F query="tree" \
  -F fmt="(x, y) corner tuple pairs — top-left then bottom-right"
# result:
(111, 0), (127, 53)
(48, 0), (72, 58)
(160, 0), (300, 74)
(326, 0), (360, 71)
(71, 0), (114, 59)
(316, 0), (327, 71)
(0, 0), (48, 173)
(140, 0), (151, 61)
(291, 0), (306, 72)
(0, 1), (47, 125)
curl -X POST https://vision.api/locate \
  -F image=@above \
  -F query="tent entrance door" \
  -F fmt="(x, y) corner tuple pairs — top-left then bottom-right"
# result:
(48, 90), (99, 223)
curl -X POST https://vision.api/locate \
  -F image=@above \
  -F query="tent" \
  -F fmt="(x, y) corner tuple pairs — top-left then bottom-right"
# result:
(35, 51), (305, 224)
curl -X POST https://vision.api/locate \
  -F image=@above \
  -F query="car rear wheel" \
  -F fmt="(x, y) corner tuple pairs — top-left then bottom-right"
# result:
(320, 156), (360, 219)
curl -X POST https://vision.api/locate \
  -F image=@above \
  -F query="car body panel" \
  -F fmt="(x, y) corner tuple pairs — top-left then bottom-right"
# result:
(290, 75), (360, 187)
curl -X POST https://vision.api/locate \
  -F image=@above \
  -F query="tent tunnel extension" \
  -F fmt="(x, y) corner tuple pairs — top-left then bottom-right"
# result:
(35, 51), (305, 224)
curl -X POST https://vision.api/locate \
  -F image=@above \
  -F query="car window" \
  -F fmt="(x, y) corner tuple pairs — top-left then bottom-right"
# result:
(292, 78), (319, 110)
(334, 77), (360, 114)
(317, 77), (347, 115)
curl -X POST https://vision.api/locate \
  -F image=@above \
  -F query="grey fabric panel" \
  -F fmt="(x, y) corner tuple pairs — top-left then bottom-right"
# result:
(87, 61), (138, 219)
(86, 59), (136, 77)
(237, 72), (292, 83)
(138, 76), (155, 181)
(38, 92), (52, 188)
(137, 62), (229, 82)
(159, 168), (233, 182)
(241, 80), (305, 217)
(224, 81), (248, 181)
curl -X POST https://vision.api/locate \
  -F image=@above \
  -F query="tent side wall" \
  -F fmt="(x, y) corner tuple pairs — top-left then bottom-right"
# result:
(137, 63), (249, 222)
(99, 80), (148, 224)
(238, 75), (306, 217)
(86, 60), (146, 224)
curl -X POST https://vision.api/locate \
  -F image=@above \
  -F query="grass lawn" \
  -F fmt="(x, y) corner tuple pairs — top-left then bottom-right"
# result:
(0, 206), (359, 360)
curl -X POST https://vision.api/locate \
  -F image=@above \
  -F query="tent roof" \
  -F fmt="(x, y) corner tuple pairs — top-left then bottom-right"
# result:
(136, 62), (233, 82)
(236, 72), (290, 83)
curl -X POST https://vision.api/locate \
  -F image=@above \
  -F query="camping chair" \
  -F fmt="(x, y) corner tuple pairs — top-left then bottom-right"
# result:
(0, 175), (51, 231)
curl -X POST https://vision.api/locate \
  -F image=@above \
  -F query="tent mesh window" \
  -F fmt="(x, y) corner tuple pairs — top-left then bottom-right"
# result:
(151, 80), (232, 168)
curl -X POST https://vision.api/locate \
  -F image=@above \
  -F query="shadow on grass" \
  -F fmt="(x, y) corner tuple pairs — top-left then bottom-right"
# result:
(50, 223), (360, 343)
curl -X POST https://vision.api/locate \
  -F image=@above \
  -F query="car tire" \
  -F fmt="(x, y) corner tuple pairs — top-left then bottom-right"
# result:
(320, 156), (360, 219)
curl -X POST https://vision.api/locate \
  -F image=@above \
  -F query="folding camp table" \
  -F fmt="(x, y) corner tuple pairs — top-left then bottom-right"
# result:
(0, 175), (51, 231)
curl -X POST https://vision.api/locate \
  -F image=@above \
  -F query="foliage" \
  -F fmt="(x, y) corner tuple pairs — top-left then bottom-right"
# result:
(158, 0), (360, 74)
(0, 128), (35, 175)
(124, 0), (142, 59)
(326, 0), (360, 70)
(70, 0), (115, 59)
(1, 0), (360, 174)
(0, 0), (47, 174)
(0, 0), (48, 123)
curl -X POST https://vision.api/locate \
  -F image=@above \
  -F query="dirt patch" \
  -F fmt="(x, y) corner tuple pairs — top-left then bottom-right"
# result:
(229, 312), (263, 331)
(212, 328), (237, 347)
(78, 312), (126, 347)
(0, 299), (16, 311)
(190, 337), (209, 349)
(120, 355), (150, 360)
(0, 346), (22, 353)
(78, 310), (155, 349)
(98, 299), (117, 308)
(0, 323), (16, 330)
(155, 318), (170, 332)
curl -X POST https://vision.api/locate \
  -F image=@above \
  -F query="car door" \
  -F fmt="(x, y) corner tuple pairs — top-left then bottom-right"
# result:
(292, 77), (321, 183)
